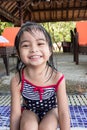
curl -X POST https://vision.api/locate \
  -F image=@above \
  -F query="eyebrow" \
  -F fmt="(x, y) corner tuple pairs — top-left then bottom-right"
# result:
(20, 38), (46, 45)
(36, 38), (46, 41)
(20, 40), (30, 44)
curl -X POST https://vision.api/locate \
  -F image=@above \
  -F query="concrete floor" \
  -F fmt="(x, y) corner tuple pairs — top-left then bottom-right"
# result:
(0, 53), (87, 94)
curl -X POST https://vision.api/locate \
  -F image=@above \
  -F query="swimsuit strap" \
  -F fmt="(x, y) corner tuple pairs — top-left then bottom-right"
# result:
(55, 75), (64, 91)
(20, 69), (25, 92)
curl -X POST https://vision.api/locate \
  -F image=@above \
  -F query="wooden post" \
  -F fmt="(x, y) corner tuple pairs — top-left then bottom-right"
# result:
(75, 30), (79, 65)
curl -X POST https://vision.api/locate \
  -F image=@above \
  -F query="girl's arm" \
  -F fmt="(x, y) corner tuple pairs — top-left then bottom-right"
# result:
(57, 74), (70, 130)
(10, 75), (21, 130)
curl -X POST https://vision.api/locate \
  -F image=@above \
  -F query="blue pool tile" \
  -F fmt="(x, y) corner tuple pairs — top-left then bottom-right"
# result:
(69, 105), (87, 128)
(0, 105), (87, 128)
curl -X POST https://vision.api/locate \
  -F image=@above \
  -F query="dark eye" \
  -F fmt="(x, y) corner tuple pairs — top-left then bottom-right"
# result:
(23, 44), (29, 47)
(20, 40), (30, 48)
(38, 42), (45, 46)
(21, 43), (30, 48)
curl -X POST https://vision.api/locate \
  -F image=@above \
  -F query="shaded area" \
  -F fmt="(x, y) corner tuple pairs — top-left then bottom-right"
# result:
(0, 0), (87, 26)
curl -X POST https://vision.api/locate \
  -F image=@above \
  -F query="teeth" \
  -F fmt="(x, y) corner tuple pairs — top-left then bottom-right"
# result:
(30, 56), (40, 58)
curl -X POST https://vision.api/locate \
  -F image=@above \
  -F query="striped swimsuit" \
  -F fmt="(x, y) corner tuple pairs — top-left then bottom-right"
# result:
(20, 70), (64, 120)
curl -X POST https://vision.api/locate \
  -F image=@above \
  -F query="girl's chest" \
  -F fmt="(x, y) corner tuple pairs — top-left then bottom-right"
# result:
(22, 82), (56, 100)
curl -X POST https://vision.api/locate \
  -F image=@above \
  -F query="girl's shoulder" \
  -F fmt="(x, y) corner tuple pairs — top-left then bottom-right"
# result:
(53, 71), (65, 91)
(53, 70), (64, 82)
(10, 73), (21, 90)
(49, 68), (64, 86)
(11, 73), (19, 83)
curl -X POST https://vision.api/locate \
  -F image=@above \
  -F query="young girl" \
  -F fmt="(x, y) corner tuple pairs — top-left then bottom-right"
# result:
(10, 22), (70, 130)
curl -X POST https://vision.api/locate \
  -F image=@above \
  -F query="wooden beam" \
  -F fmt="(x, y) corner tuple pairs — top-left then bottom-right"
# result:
(0, 7), (20, 24)
(77, 1), (82, 18)
(31, 6), (87, 12)
(0, 0), (22, 1)
(17, 1), (23, 26)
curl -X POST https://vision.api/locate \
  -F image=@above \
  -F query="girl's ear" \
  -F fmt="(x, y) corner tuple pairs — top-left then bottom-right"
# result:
(49, 47), (52, 56)
(49, 51), (52, 57)
(48, 50), (52, 60)
(16, 51), (20, 59)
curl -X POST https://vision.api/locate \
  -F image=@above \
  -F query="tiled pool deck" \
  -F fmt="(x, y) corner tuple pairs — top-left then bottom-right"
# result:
(0, 94), (87, 130)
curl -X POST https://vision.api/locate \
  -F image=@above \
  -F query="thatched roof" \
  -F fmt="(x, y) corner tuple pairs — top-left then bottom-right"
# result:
(0, 0), (87, 26)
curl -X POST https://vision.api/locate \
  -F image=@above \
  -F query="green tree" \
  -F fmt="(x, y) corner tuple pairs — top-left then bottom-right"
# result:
(0, 21), (14, 35)
(41, 22), (76, 43)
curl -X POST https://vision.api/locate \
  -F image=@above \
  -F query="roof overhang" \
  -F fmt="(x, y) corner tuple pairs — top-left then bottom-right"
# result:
(0, 0), (87, 26)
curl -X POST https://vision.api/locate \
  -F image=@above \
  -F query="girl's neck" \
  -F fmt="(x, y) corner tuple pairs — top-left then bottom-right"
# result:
(24, 64), (50, 83)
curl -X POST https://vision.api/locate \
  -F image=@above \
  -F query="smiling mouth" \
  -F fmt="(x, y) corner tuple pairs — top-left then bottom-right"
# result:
(29, 55), (42, 59)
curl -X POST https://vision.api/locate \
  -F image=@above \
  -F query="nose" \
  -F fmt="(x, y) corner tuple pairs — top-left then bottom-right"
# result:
(30, 44), (38, 53)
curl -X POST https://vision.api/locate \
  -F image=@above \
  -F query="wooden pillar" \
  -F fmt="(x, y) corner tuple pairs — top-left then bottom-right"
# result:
(2, 55), (9, 75)
(75, 31), (79, 65)
(73, 36), (76, 62)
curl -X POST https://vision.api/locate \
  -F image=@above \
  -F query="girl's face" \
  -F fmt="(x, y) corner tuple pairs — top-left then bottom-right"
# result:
(19, 30), (51, 67)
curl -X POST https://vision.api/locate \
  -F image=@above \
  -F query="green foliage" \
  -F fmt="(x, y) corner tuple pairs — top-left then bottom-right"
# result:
(0, 21), (14, 35)
(41, 22), (76, 43)
(0, 21), (76, 43)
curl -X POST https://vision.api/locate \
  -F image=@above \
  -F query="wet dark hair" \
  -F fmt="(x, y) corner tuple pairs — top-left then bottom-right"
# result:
(14, 21), (56, 81)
